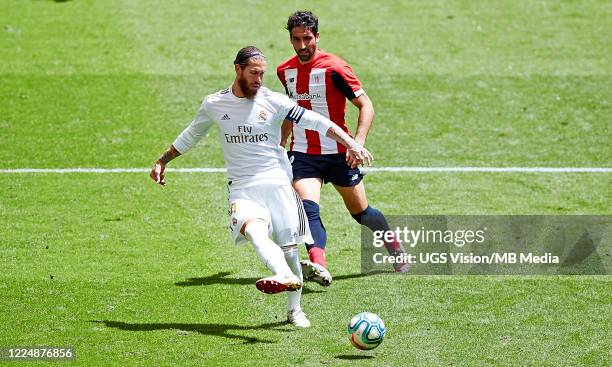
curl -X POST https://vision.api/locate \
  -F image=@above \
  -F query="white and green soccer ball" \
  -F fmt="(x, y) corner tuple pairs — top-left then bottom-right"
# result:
(347, 312), (386, 350)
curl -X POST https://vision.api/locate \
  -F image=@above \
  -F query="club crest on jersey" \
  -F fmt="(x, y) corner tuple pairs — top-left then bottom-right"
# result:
(258, 110), (268, 121)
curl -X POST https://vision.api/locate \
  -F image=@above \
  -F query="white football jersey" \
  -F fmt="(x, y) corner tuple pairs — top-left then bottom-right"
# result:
(173, 86), (301, 188)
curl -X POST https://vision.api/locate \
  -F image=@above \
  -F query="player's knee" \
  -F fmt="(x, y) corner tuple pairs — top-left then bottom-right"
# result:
(242, 219), (268, 241)
(351, 206), (388, 229)
(351, 206), (368, 224)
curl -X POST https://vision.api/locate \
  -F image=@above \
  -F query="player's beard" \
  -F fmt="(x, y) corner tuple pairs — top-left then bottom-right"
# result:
(237, 75), (260, 99)
(297, 46), (315, 62)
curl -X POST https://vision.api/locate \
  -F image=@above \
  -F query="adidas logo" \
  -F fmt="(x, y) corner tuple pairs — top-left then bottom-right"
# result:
(221, 114), (230, 120)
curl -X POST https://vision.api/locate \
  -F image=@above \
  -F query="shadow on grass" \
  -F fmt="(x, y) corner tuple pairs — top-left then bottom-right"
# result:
(94, 320), (290, 344)
(175, 271), (256, 286)
(174, 271), (325, 294)
(332, 270), (393, 282)
(335, 355), (375, 360)
(176, 270), (392, 287)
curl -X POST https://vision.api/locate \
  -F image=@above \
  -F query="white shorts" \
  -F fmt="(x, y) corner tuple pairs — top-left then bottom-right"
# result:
(228, 182), (312, 247)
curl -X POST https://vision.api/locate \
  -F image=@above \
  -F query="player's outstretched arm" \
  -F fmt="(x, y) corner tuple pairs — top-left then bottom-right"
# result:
(285, 106), (373, 168)
(325, 124), (373, 168)
(150, 145), (181, 186)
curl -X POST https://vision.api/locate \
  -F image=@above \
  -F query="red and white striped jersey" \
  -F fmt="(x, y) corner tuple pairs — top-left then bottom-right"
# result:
(277, 51), (364, 155)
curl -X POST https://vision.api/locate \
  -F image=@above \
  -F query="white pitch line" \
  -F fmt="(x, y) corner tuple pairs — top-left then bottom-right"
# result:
(0, 168), (225, 173)
(367, 167), (612, 173)
(0, 167), (611, 174)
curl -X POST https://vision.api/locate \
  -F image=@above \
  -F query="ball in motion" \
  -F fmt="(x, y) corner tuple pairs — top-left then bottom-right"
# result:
(347, 312), (386, 350)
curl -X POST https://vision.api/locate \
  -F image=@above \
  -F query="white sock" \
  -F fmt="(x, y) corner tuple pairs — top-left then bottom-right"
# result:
(244, 220), (293, 277)
(283, 244), (302, 311)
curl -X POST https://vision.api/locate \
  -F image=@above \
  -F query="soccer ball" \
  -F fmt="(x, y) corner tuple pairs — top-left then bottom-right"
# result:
(347, 312), (386, 350)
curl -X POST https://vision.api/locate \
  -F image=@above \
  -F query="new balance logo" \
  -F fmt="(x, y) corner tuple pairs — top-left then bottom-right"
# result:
(221, 114), (230, 120)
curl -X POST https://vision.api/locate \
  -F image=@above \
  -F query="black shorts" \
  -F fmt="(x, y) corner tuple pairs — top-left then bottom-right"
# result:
(288, 151), (364, 187)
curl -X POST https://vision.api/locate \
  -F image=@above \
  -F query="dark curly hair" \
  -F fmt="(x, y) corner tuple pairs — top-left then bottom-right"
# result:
(286, 10), (318, 35)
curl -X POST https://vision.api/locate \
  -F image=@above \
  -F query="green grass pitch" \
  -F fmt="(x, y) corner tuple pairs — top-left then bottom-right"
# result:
(1, 0), (611, 365)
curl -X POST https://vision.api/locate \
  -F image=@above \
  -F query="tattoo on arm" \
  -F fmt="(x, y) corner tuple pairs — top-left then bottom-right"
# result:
(158, 145), (181, 164)
(325, 125), (354, 149)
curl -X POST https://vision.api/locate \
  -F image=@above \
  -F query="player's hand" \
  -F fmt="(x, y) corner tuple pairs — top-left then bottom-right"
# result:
(346, 144), (373, 168)
(150, 161), (166, 186)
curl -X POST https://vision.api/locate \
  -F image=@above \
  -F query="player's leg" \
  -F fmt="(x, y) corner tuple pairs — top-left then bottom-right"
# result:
(282, 244), (310, 328)
(266, 183), (314, 327)
(289, 151), (332, 285)
(333, 178), (409, 273)
(241, 219), (302, 293)
(242, 219), (294, 277)
(293, 177), (329, 266)
(333, 180), (368, 214)
(229, 199), (302, 293)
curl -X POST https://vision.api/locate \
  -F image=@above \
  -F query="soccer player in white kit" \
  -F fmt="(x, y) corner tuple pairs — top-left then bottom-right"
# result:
(150, 46), (372, 328)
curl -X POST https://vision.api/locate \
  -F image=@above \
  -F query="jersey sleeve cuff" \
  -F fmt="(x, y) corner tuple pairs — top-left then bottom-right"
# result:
(171, 138), (190, 155)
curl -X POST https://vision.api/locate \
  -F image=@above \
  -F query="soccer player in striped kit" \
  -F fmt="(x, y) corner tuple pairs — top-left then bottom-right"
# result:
(277, 11), (408, 286)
